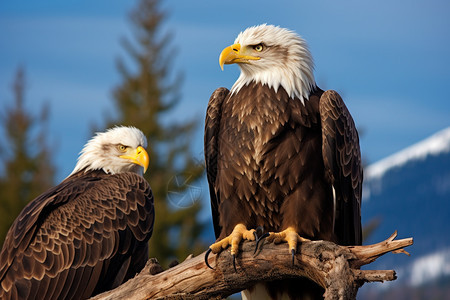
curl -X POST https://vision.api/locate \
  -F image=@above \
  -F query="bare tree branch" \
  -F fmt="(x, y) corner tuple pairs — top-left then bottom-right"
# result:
(91, 232), (413, 300)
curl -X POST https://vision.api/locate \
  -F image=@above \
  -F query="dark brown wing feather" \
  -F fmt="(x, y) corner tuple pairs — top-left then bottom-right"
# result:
(204, 87), (229, 239)
(0, 170), (154, 300)
(319, 90), (362, 245)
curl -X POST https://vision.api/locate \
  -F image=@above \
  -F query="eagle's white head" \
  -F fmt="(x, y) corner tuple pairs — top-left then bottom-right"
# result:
(220, 24), (316, 102)
(70, 126), (149, 176)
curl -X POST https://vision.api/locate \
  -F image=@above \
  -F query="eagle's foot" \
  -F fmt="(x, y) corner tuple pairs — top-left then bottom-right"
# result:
(266, 227), (310, 265)
(205, 223), (256, 271)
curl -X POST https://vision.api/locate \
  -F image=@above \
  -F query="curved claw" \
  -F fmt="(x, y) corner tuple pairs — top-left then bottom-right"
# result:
(254, 232), (270, 254)
(253, 226), (265, 249)
(231, 254), (237, 273)
(254, 226), (264, 239)
(232, 254), (237, 272)
(205, 248), (214, 270)
(291, 249), (295, 266)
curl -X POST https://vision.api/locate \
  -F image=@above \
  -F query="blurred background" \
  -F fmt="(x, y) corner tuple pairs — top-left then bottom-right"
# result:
(1, 0), (449, 298)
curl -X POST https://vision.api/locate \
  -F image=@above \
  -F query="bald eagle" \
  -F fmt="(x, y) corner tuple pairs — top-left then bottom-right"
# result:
(0, 126), (154, 300)
(204, 24), (362, 299)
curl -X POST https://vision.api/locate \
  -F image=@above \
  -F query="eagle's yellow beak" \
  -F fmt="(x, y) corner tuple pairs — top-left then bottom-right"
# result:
(120, 146), (149, 173)
(219, 43), (261, 70)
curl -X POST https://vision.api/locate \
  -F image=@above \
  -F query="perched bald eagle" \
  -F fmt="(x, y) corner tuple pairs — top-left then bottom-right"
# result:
(204, 24), (362, 299)
(0, 126), (154, 300)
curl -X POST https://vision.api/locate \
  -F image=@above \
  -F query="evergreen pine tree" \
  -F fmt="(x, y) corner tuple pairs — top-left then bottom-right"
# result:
(0, 67), (55, 246)
(108, 0), (206, 266)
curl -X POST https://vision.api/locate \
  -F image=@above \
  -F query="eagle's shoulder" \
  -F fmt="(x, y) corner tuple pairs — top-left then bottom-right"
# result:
(205, 87), (230, 238)
(318, 89), (362, 245)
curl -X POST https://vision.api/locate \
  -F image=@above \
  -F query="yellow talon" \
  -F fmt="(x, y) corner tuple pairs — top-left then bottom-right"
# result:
(209, 223), (256, 255)
(266, 227), (310, 252)
(207, 224), (257, 271)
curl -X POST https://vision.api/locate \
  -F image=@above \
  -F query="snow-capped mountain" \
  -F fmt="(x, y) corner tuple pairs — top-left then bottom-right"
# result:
(359, 127), (450, 298)
(363, 127), (450, 200)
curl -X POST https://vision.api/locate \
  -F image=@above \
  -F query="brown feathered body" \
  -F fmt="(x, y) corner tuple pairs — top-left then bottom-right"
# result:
(0, 169), (154, 300)
(206, 82), (362, 244)
(205, 82), (362, 298)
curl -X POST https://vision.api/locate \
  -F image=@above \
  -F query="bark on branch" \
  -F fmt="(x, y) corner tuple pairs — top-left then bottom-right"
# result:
(91, 231), (413, 300)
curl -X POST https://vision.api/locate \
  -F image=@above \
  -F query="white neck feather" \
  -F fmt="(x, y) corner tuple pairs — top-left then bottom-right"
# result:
(230, 63), (315, 103)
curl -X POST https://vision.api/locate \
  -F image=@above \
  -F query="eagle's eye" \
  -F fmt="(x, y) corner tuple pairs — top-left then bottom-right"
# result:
(117, 144), (128, 152)
(253, 44), (264, 52)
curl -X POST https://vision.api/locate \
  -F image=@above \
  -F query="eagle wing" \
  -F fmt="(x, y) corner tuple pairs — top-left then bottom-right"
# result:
(204, 87), (229, 239)
(319, 90), (363, 245)
(0, 171), (154, 299)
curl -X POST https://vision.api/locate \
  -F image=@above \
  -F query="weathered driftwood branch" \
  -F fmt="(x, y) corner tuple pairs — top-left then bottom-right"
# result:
(91, 231), (413, 300)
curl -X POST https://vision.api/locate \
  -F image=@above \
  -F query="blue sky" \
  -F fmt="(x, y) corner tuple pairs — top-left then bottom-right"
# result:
(1, 0), (449, 184)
